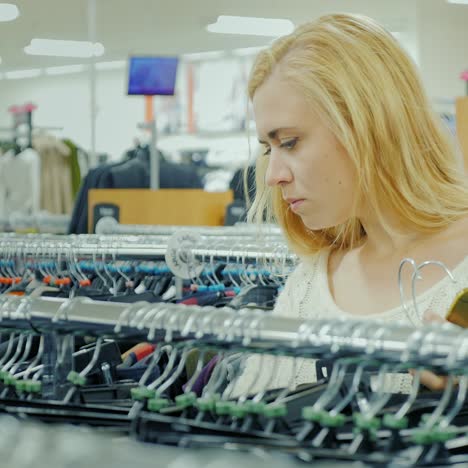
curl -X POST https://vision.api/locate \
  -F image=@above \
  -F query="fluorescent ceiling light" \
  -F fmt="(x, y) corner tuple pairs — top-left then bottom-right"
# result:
(0, 3), (19, 22)
(24, 39), (105, 58)
(447, 0), (468, 4)
(232, 46), (266, 56)
(5, 68), (41, 79)
(96, 60), (126, 70)
(45, 64), (87, 75)
(0, 56), (2, 64)
(207, 16), (294, 37)
(182, 50), (226, 61)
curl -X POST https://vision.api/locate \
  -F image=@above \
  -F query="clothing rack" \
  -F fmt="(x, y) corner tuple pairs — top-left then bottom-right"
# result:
(1, 295), (465, 369)
(0, 231), (293, 302)
(0, 231), (294, 399)
(1, 102), (63, 151)
(0, 252), (467, 465)
(0, 232), (296, 270)
(0, 120), (77, 221)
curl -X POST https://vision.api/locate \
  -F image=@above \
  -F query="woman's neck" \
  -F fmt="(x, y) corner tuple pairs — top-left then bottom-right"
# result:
(357, 212), (429, 260)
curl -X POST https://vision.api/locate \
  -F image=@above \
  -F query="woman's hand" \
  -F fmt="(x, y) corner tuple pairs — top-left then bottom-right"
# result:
(411, 311), (453, 391)
(410, 369), (449, 392)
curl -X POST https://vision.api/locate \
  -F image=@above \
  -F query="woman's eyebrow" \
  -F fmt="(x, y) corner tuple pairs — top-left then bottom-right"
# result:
(258, 127), (299, 144)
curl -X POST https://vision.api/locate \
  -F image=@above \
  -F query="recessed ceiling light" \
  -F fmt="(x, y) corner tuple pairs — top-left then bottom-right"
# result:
(0, 3), (19, 22)
(24, 39), (105, 58)
(447, 0), (468, 4)
(5, 68), (41, 79)
(96, 60), (126, 70)
(207, 16), (294, 37)
(182, 50), (226, 61)
(45, 64), (87, 75)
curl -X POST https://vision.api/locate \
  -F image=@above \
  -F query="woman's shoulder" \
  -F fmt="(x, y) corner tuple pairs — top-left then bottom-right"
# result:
(278, 250), (326, 299)
(273, 249), (328, 318)
(290, 249), (326, 278)
(422, 216), (468, 272)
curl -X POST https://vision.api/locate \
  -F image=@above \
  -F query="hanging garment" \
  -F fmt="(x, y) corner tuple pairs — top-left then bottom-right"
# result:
(34, 135), (74, 215)
(62, 139), (82, 199)
(0, 148), (41, 218)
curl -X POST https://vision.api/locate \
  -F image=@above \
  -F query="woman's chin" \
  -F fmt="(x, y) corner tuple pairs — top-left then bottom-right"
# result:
(301, 215), (343, 231)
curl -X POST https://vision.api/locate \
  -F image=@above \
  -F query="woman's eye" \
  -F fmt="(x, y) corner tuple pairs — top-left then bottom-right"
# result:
(280, 138), (298, 150)
(262, 138), (297, 156)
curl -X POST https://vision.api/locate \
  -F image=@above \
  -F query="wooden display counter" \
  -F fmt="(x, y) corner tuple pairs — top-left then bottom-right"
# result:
(88, 189), (233, 232)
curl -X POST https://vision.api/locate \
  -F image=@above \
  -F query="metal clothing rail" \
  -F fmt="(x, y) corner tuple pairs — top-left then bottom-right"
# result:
(0, 296), (466, 369)
(0, 235), (168, 258)
(0, 232), (297, 267)
(95, 216), (283, 237)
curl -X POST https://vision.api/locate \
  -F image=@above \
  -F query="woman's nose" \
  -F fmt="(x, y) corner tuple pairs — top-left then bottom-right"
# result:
(265, 154), (293, 187)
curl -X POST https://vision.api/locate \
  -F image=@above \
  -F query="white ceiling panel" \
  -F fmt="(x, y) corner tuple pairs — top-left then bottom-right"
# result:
(0, 0), (463, 71)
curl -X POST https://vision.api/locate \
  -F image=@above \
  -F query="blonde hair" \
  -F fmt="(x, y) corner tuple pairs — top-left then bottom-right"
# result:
(248, 13), (468, 256)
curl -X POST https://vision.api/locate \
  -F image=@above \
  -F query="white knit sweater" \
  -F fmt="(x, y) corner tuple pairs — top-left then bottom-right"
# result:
(232, 249), (467, 396)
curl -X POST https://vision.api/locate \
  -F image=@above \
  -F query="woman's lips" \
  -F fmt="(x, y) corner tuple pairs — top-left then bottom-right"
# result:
(289, 199), (305, 212)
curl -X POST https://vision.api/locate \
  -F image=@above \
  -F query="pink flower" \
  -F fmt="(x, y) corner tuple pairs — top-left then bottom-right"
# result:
(461, 70), (468, 81)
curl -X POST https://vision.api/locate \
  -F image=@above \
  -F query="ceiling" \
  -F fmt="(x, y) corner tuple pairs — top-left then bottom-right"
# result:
(0, 0), (460, 71)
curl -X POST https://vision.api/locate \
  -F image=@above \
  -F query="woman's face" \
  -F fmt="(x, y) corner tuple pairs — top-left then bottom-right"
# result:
(253, 70), (357, 231)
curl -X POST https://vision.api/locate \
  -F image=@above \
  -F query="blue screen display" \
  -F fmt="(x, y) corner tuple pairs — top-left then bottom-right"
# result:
(127, 56), (179, 96)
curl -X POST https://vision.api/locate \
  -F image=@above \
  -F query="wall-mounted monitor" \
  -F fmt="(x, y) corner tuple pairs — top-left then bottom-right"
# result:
(127, 56), (179, 96)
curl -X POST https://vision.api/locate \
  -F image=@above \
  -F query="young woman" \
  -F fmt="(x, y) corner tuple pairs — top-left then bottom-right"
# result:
(234, 13), (468, 395)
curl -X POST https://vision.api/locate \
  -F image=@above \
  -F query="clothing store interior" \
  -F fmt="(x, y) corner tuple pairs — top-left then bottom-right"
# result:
(2, 1), (468, 466)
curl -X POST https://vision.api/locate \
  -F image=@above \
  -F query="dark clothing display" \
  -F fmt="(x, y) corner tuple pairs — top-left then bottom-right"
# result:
(68, 164), (118, 234)
(68, 154), (203, 234)
(226, 166), (256, 225)
(224, 200), (248, 226)
(97, 158), (203, 190)
(229, 166), (256, 202)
